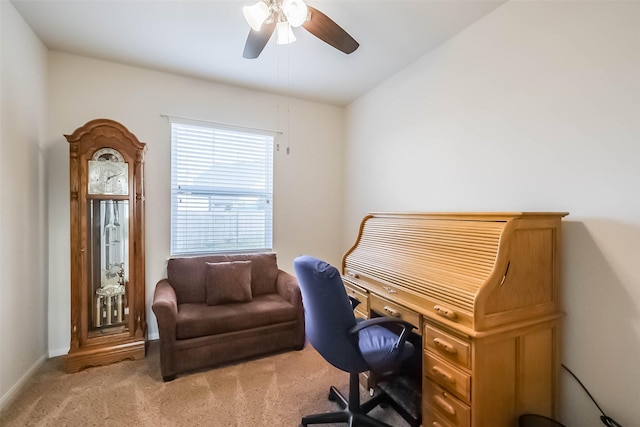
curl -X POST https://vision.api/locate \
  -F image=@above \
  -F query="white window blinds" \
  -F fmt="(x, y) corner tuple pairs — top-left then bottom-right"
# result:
(170, 120), (274, 255)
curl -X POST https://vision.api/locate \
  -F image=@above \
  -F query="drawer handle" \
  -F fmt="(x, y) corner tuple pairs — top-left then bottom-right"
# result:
(433, 338), (457, 354)
(383, 305), (401, 317)
(434, 305), (457, 320)
(434, 395), (456, 416)
(432, 366), (455, 383)
(347, 271), (359, 279)
(383, 286), (397, 294)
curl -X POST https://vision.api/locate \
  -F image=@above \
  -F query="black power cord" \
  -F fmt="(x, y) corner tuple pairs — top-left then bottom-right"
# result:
(562, 364), (624, 427)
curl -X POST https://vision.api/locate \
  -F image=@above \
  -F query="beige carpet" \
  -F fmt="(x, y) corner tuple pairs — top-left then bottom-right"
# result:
(0, 341), (410, 426)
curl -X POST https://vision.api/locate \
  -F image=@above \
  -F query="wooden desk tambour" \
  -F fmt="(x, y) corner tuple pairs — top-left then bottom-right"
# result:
(341, 212), (568, 427)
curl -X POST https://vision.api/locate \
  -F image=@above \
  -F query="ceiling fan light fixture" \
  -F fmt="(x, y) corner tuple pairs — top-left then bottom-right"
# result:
(276, 21), (296, 45)
(242, 0), (359, 58)
(243, 1), (270, 31)
(282, 0), (308, 27)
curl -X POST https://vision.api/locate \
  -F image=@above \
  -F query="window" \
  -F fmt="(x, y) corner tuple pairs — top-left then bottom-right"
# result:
(170, 119), (274, 255)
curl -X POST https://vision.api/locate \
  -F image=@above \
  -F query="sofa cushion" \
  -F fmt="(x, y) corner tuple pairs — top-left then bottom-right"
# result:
(243, 253), (278, 296)
(206, 261), (252, 305)
(176, 294), (298, 340)
(167, 253), (279, 304)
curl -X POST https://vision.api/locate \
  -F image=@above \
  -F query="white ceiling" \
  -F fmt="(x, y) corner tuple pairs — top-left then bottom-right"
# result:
(11, 0), (506, 106)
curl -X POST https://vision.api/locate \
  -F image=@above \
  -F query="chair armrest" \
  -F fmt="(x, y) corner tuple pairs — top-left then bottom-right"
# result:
(152, 279), (178, 340)
(275, 269), (302, 306)
(350, 317), (416, 334)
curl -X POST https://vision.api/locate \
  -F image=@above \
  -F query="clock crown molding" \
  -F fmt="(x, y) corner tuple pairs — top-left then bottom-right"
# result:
(65, 118), (147, 152)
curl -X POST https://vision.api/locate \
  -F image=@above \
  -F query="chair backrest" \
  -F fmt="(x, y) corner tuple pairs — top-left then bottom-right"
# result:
(293, 255), (369, 374)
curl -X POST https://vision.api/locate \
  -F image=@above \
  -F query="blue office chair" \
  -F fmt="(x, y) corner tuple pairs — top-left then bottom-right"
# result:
(293, 255), (417, 427)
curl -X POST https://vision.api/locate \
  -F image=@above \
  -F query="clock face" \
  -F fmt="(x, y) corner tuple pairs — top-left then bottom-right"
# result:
(88, 160), (129, 195)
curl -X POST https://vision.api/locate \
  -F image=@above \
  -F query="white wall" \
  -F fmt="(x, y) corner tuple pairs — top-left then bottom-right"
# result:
(46, 53), (345, 354)
(0, 1), (48, 410)
(345, 1), (639, 426)
(3, 1), (638, 424)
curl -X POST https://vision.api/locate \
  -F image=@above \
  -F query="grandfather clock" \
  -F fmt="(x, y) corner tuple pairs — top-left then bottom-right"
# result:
(65, 119), (147, 373)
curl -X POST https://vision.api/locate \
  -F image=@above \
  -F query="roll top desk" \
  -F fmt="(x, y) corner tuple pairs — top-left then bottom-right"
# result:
(342, 212), (568, 427)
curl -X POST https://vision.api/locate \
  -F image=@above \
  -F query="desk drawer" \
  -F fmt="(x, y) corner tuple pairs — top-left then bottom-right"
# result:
(424, 380), (470, 427)
(344, 282), (369, 319)
(423, 410), (457, 427)
(370, 294), (421, 331)
(425, 324), (471, 369)
(424, 352), (471, 403)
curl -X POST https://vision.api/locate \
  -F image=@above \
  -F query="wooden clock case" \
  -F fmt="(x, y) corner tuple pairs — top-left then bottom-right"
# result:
(65, 118), (147, 373)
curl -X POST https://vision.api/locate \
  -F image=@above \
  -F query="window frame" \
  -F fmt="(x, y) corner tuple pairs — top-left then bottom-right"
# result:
(169, 118), (275, 256)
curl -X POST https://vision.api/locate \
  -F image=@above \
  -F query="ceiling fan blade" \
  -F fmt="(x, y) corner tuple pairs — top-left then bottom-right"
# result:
(242, 22), (276, 59)
(302, 6), (359, 54)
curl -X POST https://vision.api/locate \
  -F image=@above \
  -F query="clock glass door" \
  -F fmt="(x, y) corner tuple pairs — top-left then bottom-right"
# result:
(88, 199), (130, 335)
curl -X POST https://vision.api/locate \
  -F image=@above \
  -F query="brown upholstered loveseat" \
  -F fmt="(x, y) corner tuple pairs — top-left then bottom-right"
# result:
(152, 253), (305, 381)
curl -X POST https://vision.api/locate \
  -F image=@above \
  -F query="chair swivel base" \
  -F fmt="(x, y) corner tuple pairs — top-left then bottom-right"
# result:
(301, 380), (392, 427)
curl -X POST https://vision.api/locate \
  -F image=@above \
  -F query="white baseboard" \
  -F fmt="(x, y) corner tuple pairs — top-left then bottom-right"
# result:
(48, 347), (68, 358)
(0, 354), (47, 412)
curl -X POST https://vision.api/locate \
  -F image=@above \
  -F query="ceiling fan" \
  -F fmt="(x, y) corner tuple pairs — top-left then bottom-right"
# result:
(242, 0), (359, 59)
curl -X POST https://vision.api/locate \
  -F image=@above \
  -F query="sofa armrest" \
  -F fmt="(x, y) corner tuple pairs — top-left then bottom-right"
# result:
(276, 269), (305, 350)
(275, 269), (302, 306)
(152, 279), (178, 340)
(152, 279), (179, 381)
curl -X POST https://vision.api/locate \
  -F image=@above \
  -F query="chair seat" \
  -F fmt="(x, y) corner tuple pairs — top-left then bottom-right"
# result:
(176, 294), (298, 339)
(358, 322), (414, 373)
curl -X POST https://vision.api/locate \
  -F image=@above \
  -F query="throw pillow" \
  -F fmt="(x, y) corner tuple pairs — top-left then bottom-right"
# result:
(205, 260), (253, 306)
